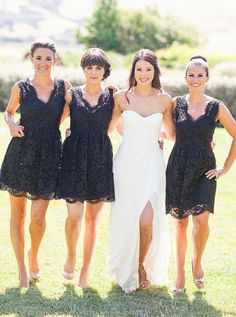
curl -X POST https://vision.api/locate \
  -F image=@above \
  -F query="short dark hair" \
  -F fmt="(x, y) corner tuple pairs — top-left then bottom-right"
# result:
(30, 38), (57, 57)
(186, 55), (209, 76)
(80, 48), (111, 80)
(127, 49), (162, 91)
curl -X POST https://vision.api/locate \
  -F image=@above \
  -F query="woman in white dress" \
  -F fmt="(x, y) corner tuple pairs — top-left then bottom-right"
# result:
(108, 49), (175, 293)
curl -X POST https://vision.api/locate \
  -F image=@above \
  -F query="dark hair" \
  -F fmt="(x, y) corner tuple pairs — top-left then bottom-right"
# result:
(127, 49), (162, 92)
(80, 48), (111, 80)
(190, 55), (208, 63)
(30, 38), (57, 57)
(186, 55), (209, 76)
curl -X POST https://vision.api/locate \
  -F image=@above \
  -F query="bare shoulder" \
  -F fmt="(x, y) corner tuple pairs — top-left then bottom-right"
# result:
(158, 92), (173, 111)
(159, 91), (172, 100)
(11, 81), (21, 96)
(218, 101), (230, 115)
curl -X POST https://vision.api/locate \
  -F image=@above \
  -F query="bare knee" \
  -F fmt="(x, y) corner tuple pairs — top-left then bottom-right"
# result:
(193, 217), (209, 232)
(85, 203), (103, 226)
(31, 200), (49, 226)
(174, 218), (188, 236)
(31, 212), (46, 226)
(66, 202), (84, 225)
(11, 209), (26, 226)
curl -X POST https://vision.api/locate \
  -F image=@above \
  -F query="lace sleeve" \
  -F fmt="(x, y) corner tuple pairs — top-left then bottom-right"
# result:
(17, 80), (27, 103)
(209, 100), (220, 124)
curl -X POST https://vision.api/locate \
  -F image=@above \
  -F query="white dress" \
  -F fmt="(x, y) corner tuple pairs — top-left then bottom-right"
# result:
(109, 110), (170, 293)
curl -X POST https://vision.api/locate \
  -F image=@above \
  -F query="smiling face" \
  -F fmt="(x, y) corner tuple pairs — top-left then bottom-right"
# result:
(134, 60), (155, 86)
(185, 64), (209, 91)
(83, 64), (105, 84)
(31, 47), (55, 74)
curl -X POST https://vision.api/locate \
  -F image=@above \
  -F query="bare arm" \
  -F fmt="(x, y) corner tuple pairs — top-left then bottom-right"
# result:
(161, 94), (175, 141)
(60, 90), (72, 124)
(108, 92), (123, 134)
(5, 82), (25, 137)
(206, 103), (236, 179)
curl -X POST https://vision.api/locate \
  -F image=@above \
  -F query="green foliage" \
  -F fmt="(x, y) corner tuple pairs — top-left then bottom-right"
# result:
(116, 10), (163, 54)
(76, 1), (200, 54)
(157, 44), (236, 69)
(0, 78), (14, 111)
(77, 0), (121, 51)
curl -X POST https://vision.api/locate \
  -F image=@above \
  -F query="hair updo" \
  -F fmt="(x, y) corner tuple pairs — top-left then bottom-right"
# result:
(186, 55), (209, 76)
(30, 38), (57, 57)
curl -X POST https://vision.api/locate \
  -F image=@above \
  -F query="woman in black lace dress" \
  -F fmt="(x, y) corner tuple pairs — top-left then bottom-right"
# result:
(57, 48), (114, 288)
(0, 38), (71, 288)
(166, 56), (236, 294)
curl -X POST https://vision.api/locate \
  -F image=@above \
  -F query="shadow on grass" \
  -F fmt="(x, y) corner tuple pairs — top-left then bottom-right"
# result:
(0, 283), (222, 317)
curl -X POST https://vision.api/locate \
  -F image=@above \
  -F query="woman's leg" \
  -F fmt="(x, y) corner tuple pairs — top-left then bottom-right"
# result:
(29, 199), (49, 275)
(138, 201), (153, 288)
(64, 201), (84, 275)
(173, 217), (189, 290)
(192, 211), (210, 282)
(78, 201), (104, 288)
(9, 194), (28, 288)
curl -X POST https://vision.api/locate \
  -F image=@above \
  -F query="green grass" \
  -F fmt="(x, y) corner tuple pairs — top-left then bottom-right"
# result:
(0, 113), (235, 317)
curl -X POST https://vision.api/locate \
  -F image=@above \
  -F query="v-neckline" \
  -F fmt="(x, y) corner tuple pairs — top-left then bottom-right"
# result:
(28, 79), (56, 104)
(184, 97), (213, 122)
(78, 87), (106, 109)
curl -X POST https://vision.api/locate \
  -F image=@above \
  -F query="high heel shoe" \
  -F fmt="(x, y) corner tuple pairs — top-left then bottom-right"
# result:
(63, 271), (74, 280)
(193, 276), (205, 289)
(28, 250), (40, 281)
(192, 261), (204, 289)
(171, 286), (186, 295)
(138, 265), (151, 290)
(29, 271), (40, 281)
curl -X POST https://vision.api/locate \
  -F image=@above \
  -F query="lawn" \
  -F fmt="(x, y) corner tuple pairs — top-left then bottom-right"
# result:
(0, 113), (235, 317)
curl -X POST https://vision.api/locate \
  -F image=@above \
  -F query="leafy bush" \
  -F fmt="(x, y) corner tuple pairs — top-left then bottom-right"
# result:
(77, 0), (200, 54)
(157, 44), (236, 69)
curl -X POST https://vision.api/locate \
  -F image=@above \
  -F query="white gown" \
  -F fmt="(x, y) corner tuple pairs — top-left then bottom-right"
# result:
(109, 110), (170, 293)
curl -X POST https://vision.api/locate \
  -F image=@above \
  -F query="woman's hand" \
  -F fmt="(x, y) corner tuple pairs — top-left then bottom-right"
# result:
(9, 121), (25, 138)
(158, 138), (164, 150)
(205, 166), (228, 179)
(108, 84), (120, 95)
(65, 128), (71, 138)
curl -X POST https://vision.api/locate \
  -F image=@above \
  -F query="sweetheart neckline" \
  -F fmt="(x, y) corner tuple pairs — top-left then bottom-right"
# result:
(122, 110), (163, 118)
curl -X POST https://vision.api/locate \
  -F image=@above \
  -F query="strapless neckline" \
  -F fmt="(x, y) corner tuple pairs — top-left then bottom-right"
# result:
(122, 110), (163, 119)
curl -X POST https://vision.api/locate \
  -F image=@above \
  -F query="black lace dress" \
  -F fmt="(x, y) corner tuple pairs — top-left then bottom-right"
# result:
(0, 79), (65, 200)
(56, 87), (115, 203)
(166, 96), (220, 219)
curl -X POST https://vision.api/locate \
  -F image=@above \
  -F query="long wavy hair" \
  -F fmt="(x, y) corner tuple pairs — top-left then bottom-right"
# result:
(127, 49), (162, 92)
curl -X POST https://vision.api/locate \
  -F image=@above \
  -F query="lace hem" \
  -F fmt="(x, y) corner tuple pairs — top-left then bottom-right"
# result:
(56, 195), (114, 204)
(0, 184), (55, 201)
(167, 204), (213, 219)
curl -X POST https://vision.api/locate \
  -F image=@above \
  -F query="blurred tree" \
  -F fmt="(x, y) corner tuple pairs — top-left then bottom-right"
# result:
(116, 10), (164, 54)
(76, 1), (200, 54)
(77, 0), (121, 51)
